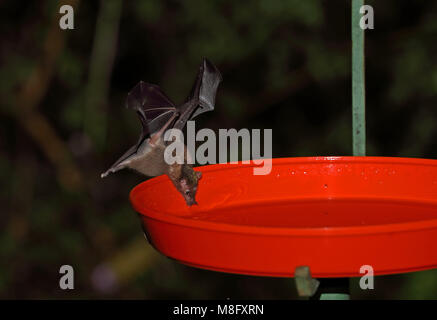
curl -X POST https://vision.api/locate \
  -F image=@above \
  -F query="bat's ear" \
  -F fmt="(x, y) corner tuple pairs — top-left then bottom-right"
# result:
(196, 171), (202, 179)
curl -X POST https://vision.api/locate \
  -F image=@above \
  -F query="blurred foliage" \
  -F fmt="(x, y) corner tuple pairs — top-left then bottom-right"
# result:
(1, 0), (437, 299)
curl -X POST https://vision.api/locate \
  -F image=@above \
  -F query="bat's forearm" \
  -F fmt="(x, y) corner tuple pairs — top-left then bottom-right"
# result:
(151, 112), (178, 145)
(173, 99), (198, 130)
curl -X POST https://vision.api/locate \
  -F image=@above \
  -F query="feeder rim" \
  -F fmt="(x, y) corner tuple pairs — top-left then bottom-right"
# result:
(130, 156), (437, 237)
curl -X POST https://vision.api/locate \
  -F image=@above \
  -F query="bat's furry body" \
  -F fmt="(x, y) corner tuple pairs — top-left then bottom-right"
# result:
(124, 138), (168, 177)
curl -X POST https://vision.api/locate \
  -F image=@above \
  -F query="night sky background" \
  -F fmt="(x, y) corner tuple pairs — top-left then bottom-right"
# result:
(1, 0), (437, 299)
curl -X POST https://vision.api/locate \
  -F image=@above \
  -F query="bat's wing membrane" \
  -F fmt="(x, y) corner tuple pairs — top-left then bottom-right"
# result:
(101, 82), (177, 178)
(187, 59), (222, 119)
(126, 81), (177, 137)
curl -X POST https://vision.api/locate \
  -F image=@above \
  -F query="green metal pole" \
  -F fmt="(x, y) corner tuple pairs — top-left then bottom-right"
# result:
(352, 0), (366, 156)
(311, 278), (350, 300)
(319, 0), (369, 301)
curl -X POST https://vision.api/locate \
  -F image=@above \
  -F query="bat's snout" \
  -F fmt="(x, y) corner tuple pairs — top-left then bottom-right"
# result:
(185, 198), (198, 206)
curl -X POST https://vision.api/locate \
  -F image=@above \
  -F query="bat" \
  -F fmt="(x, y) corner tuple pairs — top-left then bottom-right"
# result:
(101, 58), (222, 206)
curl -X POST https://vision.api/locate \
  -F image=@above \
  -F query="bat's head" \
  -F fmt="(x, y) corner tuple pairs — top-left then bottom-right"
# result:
(172, 165), (202, 206)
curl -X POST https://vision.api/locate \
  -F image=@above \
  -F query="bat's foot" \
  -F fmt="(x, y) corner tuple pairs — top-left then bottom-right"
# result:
(101, 165), (125, 178)
(101, 170), (112, 178)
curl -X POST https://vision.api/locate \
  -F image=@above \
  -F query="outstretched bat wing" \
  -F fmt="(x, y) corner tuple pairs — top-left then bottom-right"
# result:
(187, 58), (222, 119)
(126, 81), (178, 137)
(101, 82), (177, 177)
(172, 59), (222, 130)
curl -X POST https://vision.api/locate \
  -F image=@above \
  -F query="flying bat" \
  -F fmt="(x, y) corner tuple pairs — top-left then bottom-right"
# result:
(101, 58), (222, 206)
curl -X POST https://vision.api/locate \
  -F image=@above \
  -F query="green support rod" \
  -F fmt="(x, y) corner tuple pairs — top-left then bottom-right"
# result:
(352, 0), (366, 156)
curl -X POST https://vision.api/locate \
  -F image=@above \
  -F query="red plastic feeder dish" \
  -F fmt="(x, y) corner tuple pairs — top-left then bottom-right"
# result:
(130, 156), (437, 278)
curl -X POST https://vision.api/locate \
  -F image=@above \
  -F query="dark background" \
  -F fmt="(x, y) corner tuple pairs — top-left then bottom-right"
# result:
(1, 0), (437, 299)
